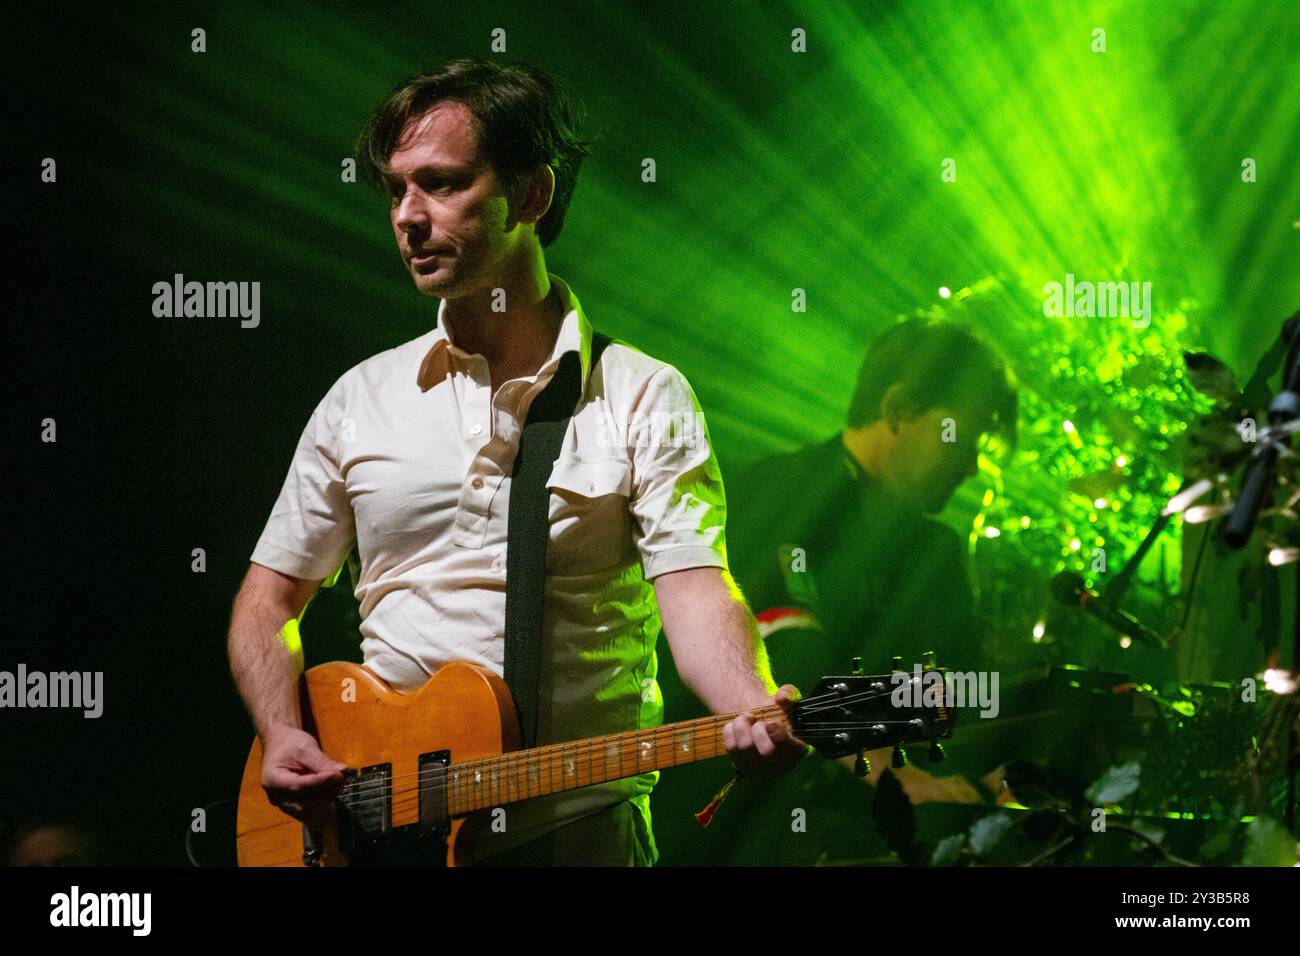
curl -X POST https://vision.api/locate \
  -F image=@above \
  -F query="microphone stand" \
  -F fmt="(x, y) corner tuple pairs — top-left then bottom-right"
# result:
(1223, 313), (1300, 831)
(1104, 510), (1173, 605)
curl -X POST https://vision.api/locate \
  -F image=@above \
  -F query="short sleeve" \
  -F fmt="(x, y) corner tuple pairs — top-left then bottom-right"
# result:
(626, 365), (728, 580)
(250, 375), (357, 581)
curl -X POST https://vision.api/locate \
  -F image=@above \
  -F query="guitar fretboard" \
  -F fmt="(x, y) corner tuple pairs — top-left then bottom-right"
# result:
(445, 706), (784, 817)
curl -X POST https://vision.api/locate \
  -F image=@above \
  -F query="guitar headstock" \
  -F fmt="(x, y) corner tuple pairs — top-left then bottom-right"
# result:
(790, 653), (956, 769)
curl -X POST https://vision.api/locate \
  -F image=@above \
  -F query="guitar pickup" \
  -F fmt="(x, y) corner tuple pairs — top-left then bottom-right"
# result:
(418, 750), (451, 837)
(337, 763), (392, 850)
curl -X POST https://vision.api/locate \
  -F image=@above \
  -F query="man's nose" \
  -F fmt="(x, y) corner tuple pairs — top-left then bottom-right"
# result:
(393, 192), (427, 233)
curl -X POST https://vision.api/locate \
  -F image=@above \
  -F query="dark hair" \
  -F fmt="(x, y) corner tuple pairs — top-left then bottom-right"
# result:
(356, 57), (593, 248)
(846, 317), (1018, 452)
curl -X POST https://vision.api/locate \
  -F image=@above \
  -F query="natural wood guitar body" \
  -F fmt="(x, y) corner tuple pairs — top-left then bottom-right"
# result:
(236, 661), (517, 867)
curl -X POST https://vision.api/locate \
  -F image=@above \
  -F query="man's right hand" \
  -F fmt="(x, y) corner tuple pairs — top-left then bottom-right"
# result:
(260, 726), (349, 824)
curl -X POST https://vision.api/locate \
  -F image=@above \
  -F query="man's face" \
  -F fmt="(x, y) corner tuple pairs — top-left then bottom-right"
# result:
(384, 102), (517, 299)
(890, 402), (993, 513)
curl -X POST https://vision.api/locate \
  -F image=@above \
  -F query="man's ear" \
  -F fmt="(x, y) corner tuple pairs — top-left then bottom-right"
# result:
(880, 383), (920, 433)
(509, 164), (555, 230)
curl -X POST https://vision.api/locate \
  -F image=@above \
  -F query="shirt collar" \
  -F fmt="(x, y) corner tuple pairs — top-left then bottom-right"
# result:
(417, 273), (593, 392)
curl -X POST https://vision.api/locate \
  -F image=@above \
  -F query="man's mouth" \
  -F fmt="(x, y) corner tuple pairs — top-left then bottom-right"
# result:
(410, 248), (449, 265)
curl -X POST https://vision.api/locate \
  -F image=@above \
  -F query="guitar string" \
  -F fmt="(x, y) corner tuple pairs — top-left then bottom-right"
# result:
(314, 681), (925, 801)
(334, 718), (940, 821)
(318, 695), (946, 815)
(335, 715), (946, 817)
(306, 681), (915, 802)
(335, 714), (949, 822)
(312, 683), (940, 814)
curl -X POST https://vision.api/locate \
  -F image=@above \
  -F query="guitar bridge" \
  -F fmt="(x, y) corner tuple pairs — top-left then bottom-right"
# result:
(337, 763), (392, 850)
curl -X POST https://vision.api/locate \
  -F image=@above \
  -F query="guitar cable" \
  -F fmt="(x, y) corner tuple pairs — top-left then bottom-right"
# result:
(184, 798), (237, 867)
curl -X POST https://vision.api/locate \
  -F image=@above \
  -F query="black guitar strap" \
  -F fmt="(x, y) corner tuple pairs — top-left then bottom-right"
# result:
(504, 331), (613, 749)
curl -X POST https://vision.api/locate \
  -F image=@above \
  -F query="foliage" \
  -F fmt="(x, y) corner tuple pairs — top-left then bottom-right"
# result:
(871, 761), (1299, 867)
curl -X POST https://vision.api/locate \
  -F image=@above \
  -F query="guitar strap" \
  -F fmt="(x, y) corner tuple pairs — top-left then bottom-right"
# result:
(503, 330), (613, 750)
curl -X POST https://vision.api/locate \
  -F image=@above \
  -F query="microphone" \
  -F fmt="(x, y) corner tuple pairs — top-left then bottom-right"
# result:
(1050, 572), (1167, 649)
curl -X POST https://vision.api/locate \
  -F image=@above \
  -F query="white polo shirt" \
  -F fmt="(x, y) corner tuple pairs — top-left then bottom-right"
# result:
(250, 273), (728, 857)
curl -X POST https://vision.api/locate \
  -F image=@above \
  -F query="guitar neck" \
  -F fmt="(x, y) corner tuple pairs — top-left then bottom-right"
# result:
(445, 706), (783, 817)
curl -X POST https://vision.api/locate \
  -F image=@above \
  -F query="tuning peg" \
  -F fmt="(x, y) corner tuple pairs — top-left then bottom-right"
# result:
(891, 656), (903, 673)
(891, 744), (909, 768)
(928, 740), (946, 763)
(922, 650), (936, 672)
(850, 656), (863, 676)
(853, 750), (870, 777)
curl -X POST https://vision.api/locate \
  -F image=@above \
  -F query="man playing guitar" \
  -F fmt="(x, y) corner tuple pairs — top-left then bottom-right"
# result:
(226, 57), (805, 866)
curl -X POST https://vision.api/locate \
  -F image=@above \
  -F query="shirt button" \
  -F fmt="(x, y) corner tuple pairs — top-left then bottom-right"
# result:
(471, 477), (484, 490)
(470, 423), (483, 437)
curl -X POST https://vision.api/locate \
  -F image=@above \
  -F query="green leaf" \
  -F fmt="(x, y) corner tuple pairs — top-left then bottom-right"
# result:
(931, 834), (966, 867)
(1126, 818), (1165, 849)
(1085, 762), (1141, 805)
(1242, 818), (1298, 867)
(968, 813), (1014, 856)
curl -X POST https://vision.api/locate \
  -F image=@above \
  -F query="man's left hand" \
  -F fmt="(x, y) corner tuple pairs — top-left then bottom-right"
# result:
(722, 685), (809, 777)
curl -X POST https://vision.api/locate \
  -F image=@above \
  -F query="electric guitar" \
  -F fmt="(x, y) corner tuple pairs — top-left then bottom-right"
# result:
(236, 658), (954, 866)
